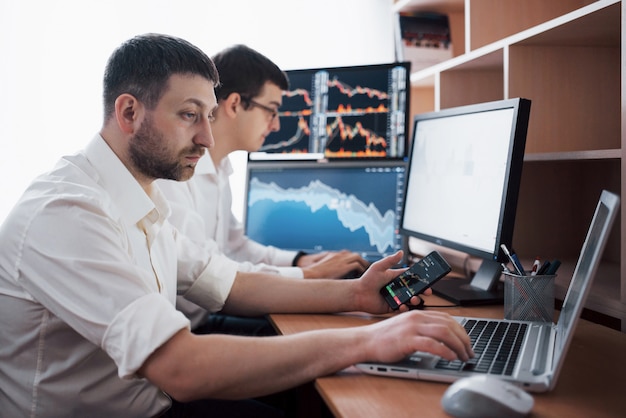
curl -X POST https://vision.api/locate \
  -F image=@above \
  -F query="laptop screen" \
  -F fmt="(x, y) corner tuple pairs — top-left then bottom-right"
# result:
(244, 160), (407, 262)
(553, 190), (619, 371)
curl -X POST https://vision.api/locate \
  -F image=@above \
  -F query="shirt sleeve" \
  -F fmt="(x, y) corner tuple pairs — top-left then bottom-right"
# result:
(174, 229), (240, 311)
(105, 294), (190, 378)
(235, 260), (304, 279)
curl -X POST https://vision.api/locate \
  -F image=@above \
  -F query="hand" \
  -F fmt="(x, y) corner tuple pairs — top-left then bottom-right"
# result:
(299, 250), (370, 279)
(352, 251), (430, 314)
(362, 310), (474, 363)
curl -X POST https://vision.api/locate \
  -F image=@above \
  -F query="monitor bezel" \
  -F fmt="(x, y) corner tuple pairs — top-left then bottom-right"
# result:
(400, 98), (530, 263)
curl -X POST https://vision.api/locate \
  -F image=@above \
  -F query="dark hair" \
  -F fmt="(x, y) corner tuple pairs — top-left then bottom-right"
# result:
(211, 44), (289, 103)
(103, 33), (219, 119)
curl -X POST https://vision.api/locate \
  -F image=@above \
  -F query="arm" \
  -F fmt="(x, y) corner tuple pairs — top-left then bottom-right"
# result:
(220, 251), (410, 316)
(139, 308), (473, 402)
(297, 250), (370, 279)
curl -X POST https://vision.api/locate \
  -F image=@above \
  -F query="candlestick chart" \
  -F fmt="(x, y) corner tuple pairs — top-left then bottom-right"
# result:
(250, 63), (409, 160)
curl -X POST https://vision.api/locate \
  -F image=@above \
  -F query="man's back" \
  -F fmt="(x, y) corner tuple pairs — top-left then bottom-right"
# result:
(0, 137), (183, 417)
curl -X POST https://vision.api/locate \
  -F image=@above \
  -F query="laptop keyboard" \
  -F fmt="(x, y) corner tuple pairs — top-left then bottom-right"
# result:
(434, 319), (528, 376)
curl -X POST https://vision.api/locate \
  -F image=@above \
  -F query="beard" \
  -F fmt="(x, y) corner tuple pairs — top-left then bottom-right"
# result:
(129, 115), (203, 182)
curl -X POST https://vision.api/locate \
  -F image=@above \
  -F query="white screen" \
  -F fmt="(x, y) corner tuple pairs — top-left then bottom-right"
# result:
(402, 108), (515, 254)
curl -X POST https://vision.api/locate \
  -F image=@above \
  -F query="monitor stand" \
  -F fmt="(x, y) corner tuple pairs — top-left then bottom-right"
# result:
(431, 259), (504, 306)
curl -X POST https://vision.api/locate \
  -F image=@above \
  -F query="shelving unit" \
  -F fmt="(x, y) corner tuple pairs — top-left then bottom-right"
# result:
(392, 0), (625, 330)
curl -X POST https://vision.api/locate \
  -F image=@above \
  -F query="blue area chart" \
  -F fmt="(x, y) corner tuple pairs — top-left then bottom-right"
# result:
(247, 177), (397, 254)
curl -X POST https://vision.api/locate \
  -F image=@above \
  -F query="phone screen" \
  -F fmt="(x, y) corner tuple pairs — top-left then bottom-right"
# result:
(381, 251), (451, 309)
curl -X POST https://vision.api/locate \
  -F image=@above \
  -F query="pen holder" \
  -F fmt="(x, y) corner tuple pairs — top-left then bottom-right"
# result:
(503, 272), (556, 323)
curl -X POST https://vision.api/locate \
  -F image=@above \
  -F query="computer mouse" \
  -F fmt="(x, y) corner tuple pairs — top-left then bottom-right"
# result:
(441, 375), (534, 418)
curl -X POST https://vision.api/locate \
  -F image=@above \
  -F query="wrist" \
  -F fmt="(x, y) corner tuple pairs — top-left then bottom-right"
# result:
(292, 251), (307, 267)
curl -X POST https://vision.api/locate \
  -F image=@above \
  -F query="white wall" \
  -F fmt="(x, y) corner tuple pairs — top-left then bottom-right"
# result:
(0, 0), (395, 222)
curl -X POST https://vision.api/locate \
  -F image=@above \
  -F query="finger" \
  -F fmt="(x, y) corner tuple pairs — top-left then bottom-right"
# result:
(409, 312), (473, 360)
(350, 257), (369, 274)
(424, 325), (471, 361)
(372, 251), (404, 270)
(415, 336), (468, 361)
(356, 257), (371, 271)
(315, 252), (332, 261)
(408, 295), (423, 307)
(395, 304), (410, 313)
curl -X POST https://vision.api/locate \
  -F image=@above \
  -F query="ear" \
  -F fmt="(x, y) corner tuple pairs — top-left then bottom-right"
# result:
(221, 92), (242, 118)
(114, 93), (144, 134)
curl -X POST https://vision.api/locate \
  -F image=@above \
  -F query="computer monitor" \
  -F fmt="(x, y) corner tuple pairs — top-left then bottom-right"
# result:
(401, 98), (531, 305)
(248, 62), (410, 161)
(244, 160), (408, 264)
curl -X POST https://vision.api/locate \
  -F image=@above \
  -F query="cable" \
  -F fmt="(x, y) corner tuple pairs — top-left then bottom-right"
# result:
(423, 303), (461, 309)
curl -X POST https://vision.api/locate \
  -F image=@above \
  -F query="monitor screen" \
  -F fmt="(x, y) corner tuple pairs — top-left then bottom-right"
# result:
(244, 160), (407, 263)
(401, 98), (531, 304)
(248, 62), (410, 161)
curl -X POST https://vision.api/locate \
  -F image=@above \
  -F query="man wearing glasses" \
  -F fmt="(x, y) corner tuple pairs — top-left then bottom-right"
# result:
(158, 45), (370, 334)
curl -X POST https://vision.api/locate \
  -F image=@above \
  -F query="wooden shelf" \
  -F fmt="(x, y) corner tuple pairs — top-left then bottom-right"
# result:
(524, 149), (622, 162)
(393, 0), (463, 15)
(394, 0), (625, 331)
(408, 0), (620, 88)
(553, 260), (624, 327)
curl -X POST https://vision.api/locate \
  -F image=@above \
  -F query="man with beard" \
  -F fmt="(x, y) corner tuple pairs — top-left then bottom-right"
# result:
(0, 33), (473, 417)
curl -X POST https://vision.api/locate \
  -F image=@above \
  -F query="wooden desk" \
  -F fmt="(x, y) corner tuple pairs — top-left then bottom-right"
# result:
(270, 298), (626, 418)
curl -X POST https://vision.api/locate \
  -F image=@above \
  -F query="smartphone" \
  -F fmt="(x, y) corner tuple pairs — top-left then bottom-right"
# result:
(380, 251), (452, 310)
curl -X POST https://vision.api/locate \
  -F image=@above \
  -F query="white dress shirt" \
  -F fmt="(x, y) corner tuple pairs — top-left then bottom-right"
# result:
(0, 135), (239, 417)
(157, 154), (302, 328)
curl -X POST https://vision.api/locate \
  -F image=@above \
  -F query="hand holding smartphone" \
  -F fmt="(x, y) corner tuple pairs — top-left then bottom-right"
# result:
(380, 251), (452, 310)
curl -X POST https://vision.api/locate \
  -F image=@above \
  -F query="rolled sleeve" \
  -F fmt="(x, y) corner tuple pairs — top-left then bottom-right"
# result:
(276, 266), (304, 279)
(104, 294), (190, 378)
(183, 255), (239, 312)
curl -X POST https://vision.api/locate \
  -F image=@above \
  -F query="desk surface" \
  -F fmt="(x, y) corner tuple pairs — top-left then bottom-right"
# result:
(270, 297), (626, 418)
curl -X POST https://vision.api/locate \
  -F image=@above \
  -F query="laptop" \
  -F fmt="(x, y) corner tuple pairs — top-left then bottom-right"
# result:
(357, 189), (619, 392)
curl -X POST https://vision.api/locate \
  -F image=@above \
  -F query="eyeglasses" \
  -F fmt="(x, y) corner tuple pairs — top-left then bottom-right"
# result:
(242, 97), (279, 121)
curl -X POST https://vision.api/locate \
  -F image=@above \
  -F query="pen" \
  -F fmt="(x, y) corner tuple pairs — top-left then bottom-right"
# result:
(545, 259), (561, 275)
(500, 244), (526, 276)
(531, 258), (541, 276)
(537, 260), (551, 275)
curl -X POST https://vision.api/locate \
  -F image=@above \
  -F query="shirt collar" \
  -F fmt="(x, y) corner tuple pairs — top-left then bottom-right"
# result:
(195, 151), (233, 177)
(84, 134), (169, 227)
(195, 151), (216, 175)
